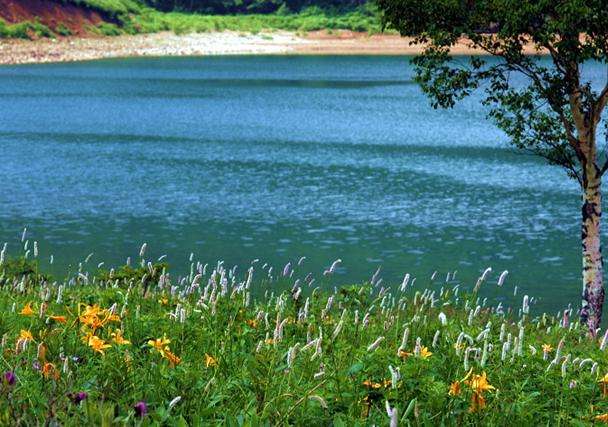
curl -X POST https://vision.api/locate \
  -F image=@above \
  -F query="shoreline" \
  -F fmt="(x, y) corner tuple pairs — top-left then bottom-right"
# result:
(0, 30), (521, 65)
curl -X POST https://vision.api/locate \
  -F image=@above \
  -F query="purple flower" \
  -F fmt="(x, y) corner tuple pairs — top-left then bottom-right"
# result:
(70, 391), (88, 404)
(134, 401), (148, 417)
(32, 361), (41, 371)
(3, 371), (15, 386)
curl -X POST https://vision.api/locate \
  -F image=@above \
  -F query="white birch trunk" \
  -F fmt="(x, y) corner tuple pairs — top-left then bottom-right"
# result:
(581, 168), (604, 335)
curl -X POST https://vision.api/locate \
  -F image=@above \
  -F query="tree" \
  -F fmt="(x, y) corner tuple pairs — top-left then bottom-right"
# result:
(377, 0), (608, 335)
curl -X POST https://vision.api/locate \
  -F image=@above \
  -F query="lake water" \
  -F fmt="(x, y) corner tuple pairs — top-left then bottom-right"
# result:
(0, 55), (594, 311)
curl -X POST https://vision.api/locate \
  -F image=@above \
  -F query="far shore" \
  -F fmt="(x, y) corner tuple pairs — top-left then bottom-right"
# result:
(0, 30), (545, 65)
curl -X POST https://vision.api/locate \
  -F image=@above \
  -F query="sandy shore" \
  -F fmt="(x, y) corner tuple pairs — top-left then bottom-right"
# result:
(0, 30), (528, 65)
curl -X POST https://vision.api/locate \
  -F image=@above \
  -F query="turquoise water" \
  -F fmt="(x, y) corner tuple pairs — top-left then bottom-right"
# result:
(0, 55), (594, 310)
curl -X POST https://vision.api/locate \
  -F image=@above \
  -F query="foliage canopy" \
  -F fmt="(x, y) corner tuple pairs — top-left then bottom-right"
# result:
(379, 0), (608, 185)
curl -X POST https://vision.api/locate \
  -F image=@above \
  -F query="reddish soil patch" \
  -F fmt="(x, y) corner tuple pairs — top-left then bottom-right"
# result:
(0, 0), (104, 35)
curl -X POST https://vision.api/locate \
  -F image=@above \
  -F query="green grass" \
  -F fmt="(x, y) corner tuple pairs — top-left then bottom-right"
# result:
(127, 8), (383, 35)
(0, 19), (54, 39)
(0, 3), (383, 39)
(65, 0), (143, 19)
(0, 248), (607, 424)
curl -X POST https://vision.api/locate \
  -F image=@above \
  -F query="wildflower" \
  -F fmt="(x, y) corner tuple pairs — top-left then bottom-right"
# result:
(367, 336), (385, 352)
(398, 349), (413, 358)
(448, 381), (461, 396)
(164, 349), (181, 367)
(388, 365), (400, 389)
(42, 362), (59, 380)
(598, 373), (608, 397)
(204, 354), (218, 368)
(79, 304), (102, 320)
(264, 338), (275, 345)
(19, 330), (34, 342)
(3, 371), (15, 386)
(309, 395), (328, 409)
(419, 346), (433, 359)
(385, 400), (398, 427)
(20, 302), (34, 316)
(163, 396), (180, 410)
(159, 297), (169, 306)
(467, 371), (495, 393)
(362, 380), (382, 389)
(246, 319), (258, 328)
(453, 342), (466, 351)
(497, 270), (508, 287)
(88, 335), (111, 355)
(148, 336), (171, 353)
(465, 371), (495, 412)
(148, 335), (171, 357)
(16, 330), (34, 351)
(48, 315), (67, 324)
(111, 330), (131, 345)
(134, 401), (148, 418)
(69, 391), (88, 404)
(542, 344), (553, 353)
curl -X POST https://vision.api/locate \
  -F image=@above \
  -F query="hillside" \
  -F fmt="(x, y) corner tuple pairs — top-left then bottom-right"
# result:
(0, 0), (382, 38)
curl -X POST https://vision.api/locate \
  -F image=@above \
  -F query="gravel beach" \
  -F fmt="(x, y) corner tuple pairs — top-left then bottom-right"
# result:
(0, 30), (515, 65)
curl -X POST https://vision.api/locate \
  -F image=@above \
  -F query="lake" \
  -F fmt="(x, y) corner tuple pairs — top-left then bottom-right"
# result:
(0, 55), (592, 311)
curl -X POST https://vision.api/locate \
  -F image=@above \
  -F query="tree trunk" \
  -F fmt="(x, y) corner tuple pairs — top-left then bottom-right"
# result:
(580, 169), (604, 336)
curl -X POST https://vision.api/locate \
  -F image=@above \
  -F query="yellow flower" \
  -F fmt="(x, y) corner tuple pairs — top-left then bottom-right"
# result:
(419, 346), (433, 359)
(48, 315), (67, 324)
(362, 380), (382, 389)
(400, 346), (432, 359)
(448, 381), (461, 396)
(246, 319), (258, 328)
(204, 353), (218, 368)
(599, 373), (608, 397)
(466, 372), (495, 394)
(111, 330), (131, 345)
(265, 338), (275, 345)
(18, 330), (34, 342)
(20, 302), (34, 316)
(88, 335), (111, 355)
(465, 372), (495, 412)
(469, 391), (488, 412)
(80, 304), (102, 318)
(78, 304), (119, 331)
(596, 413), (608, 423)
(148, 336), (171, 352)
(158, 297), (169, 306)
(542, 344), (553, 353)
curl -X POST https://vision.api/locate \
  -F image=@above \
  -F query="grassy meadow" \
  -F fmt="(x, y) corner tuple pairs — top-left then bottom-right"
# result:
(0, 240), (607, 425)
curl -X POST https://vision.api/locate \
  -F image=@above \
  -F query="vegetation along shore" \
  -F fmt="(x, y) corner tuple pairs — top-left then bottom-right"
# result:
(0, 0), (544, 64)
(0, 240), (607, 424)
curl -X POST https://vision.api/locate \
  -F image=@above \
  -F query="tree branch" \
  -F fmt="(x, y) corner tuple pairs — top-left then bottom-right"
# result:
(595, 83), (608, 121)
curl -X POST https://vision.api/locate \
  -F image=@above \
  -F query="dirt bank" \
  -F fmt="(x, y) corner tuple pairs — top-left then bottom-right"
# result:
(0, 0), (105, 35)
